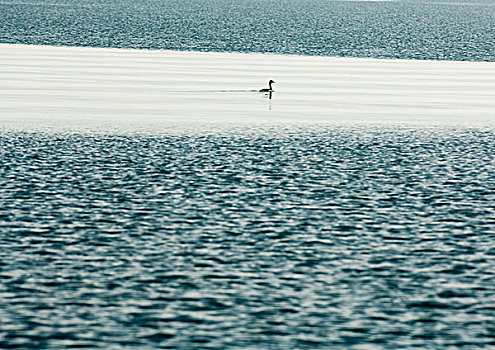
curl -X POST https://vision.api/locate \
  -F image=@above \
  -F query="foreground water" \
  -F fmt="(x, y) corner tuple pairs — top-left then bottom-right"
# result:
(1, 0), (495, 61)
(1, 125), (494, 349)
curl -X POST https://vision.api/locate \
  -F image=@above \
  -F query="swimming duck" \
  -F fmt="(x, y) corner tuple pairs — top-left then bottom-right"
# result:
(260, 80), (275, 93)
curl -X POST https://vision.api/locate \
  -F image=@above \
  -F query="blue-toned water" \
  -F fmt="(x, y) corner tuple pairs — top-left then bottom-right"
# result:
(1, 0), (495, 61)
(1, 0), (495, 348)
(1, 126), (494, 349)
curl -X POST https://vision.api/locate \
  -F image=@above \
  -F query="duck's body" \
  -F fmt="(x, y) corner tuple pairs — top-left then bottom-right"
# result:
(260, 80), (275, 92)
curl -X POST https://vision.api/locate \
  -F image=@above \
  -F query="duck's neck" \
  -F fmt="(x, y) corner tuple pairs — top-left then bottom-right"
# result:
(269, 81), (273, 90)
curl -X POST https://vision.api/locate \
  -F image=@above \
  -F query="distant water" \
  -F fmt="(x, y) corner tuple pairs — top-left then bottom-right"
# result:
(1, 0), (495, 61)
(1, 126), (494, 349)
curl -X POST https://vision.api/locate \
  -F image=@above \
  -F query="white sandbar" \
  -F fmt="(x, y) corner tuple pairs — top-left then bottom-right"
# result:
(1, 44), (494, 131)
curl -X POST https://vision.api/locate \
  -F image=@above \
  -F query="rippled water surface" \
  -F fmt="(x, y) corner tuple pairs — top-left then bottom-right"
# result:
(1, 0), (495, 61)
(1, 125), (494, 349)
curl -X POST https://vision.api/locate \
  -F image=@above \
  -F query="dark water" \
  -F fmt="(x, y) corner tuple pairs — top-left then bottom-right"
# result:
(1, 126), (494, 349)
(1, 0), (495, 61)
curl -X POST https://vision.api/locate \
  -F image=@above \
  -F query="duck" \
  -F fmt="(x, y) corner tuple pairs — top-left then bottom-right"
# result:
(259, 80), (275, 93)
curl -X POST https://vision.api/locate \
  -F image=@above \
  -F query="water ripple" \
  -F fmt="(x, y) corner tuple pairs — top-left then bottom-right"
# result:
(1, 0), (495, 61)
(0, 126), (494, 349)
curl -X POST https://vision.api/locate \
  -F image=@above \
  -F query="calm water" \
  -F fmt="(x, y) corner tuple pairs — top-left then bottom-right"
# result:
(1, 0), (495, 61)
(1, 125), (494, 349)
